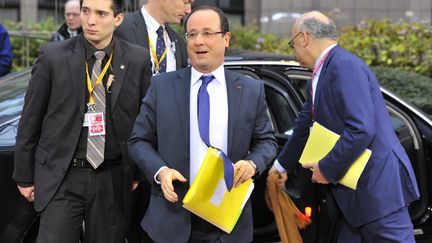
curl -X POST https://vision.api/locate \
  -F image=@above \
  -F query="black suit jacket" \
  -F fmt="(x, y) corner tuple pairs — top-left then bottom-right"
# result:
(13, 34), (152, 213)
(115, 10), (188, 70)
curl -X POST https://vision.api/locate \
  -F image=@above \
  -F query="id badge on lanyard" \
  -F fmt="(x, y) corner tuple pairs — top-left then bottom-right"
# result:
(84, 110), (106, 136)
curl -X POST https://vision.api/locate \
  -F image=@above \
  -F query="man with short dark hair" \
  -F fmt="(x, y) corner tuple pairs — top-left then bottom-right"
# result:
(128, 5), (277, 242)
(13, 0), (152, 242)
(51, 0), (82, 41)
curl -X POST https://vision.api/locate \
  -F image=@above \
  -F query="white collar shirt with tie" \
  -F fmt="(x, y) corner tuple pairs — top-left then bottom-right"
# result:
(189, 65), (228, 185)
(141, 6), (176, 74)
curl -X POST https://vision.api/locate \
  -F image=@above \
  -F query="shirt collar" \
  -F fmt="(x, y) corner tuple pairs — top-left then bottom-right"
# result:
(191, 65), (225, 87)
(313, 43), (337, 69)
(83, 37), (115, 61)
(141, 6), (164, 35)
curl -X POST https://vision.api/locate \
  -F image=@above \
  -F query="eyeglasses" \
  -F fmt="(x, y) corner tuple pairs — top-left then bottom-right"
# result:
(185, 31), (225, 40)
(288, 31), (303, 48)
(65, 13), (80, 18)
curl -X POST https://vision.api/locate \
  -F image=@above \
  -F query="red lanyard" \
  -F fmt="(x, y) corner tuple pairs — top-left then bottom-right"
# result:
(310, 50), (330, 121)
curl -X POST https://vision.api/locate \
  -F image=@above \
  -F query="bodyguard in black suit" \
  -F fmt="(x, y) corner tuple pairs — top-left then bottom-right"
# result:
(115, 0), (191, 74)
(13, 0), (152, 242)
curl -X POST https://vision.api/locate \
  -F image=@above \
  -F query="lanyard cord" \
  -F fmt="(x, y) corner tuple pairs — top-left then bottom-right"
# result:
(85, 52), (113, 105)
(310, 50), (330, 121)
(148, 28), (168, 74)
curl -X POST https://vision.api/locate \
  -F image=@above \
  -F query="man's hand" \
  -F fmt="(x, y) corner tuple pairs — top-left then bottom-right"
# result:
(302, 162), (330, 184)
(233, 160), (256, 188)
(157, 168), (187, 203)
(18, 185), (35, 202)
(268, 164), (288, 187)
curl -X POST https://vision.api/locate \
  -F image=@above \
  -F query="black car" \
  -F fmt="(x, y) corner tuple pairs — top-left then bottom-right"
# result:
(1, 52), (432, 243)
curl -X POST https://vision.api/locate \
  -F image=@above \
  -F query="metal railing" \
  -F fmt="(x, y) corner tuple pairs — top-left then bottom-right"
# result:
(8, 31), (51, 68)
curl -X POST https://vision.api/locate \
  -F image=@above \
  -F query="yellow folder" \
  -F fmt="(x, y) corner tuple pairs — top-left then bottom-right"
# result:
(183, 147), (254, 233)
(299, 122), (371, 190)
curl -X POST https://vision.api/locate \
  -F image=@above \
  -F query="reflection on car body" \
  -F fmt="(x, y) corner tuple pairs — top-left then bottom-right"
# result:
(1, 51), (432, 242)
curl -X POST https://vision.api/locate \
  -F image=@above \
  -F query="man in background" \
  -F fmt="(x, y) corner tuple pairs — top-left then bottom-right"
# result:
(51, 0), (82, 41)
(115, 1), (192, 241)
(115, 0), (191, 74)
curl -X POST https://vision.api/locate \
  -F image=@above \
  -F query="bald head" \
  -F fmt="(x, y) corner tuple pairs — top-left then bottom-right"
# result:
(294, 11), (338, 41)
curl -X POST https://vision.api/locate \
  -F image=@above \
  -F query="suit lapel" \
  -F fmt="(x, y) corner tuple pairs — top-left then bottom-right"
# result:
(225, 69), (243, 156)
(173, 68), (191, 150)
(110, 37), (128, 110)
(67, 35), (87, 115)
(132, 11), (149, 49)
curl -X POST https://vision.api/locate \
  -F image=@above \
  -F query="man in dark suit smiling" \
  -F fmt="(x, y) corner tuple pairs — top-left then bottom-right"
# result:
(128, 5), (277, 243)
(13, 0), (151, 242)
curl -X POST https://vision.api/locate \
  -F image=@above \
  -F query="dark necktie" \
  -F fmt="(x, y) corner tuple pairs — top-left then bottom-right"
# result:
(86, 51), (106, 169)
(156, 26), (167, 74)
(197, 75), (234, 191)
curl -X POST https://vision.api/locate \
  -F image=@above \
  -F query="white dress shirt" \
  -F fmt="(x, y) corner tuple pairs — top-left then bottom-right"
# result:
(153, 65), (229, 185)
(274, 44), (337, 173)
(189, 65), (228, 184)
(141, 6), (176, 74)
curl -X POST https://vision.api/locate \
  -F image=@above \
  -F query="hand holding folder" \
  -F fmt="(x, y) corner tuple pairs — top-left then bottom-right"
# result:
(183, 147), (254, 233)
(299, 122), (371, 190)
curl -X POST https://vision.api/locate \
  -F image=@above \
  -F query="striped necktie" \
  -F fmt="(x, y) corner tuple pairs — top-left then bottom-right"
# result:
(86, 50), (106, 169)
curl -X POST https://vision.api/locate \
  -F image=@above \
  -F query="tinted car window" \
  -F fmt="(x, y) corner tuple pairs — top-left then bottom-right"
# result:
(265, 85), (297, 136)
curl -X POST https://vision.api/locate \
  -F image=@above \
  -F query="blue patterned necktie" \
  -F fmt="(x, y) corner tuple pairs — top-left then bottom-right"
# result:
(197, 75), (234, 191)
(156, 26), (167, 74)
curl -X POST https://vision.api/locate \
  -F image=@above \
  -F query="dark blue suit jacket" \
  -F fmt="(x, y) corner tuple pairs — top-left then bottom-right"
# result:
(278, 46), (419, 227)
(128, 67), (277, 242)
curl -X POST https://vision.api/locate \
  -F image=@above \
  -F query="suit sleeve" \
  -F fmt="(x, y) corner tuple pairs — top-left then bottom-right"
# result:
(13, 45), (52, 183)
(244, 82), (278, 177)
(319, 59), (375, 184)
(277, 81), (313, 172)
(128, 77), (168, 184)
(129, 54), (153, 182)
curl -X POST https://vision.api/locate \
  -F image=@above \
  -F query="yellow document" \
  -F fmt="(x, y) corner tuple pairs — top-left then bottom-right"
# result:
(299, 122), (371, 190)
(183, 147), (254, 233)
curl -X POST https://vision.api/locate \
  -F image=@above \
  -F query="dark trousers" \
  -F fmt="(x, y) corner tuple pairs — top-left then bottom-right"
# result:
(337, 207), (415, 243)
(37, 165), (126, 243)
(189, 215), (222, 243)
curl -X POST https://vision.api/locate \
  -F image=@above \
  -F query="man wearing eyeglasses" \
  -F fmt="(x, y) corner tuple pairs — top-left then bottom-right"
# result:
(51, 0), (82, 42)
(128, 5), (277, 242)
(269, 11), (419, 242)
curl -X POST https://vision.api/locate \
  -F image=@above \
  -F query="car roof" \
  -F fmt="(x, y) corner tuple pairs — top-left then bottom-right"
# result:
(225, 49), (295, 62)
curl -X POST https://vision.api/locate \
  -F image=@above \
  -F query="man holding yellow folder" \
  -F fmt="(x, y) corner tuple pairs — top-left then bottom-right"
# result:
(128, 5), (277, 243)
(270, 11), (419, 242)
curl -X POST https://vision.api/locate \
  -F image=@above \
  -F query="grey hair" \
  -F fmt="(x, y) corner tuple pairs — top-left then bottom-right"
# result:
(299, 17), (338, 41)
